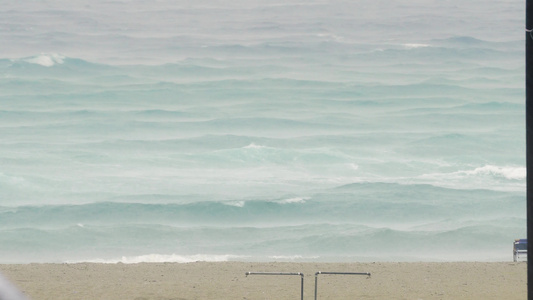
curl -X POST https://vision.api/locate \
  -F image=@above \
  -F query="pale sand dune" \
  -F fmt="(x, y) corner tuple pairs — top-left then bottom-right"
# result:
(0, 262), (526, 299)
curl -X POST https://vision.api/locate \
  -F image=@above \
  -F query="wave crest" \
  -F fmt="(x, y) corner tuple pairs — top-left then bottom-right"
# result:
(464, 165), (525, 180)
(24, 54), (65, 67)
(80, 254), (244, 264)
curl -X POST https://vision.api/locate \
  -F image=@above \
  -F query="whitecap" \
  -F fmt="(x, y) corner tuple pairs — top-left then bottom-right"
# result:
(416, 164), (526, 192)
(465, 165), (526, 180)
(420, 164), (526, 182)
(223, 200), (245, 207)
(24, 54), (65, 67)
(403, 43), (430, 49)
(243, 143), (266, 149)
(277, 197), (309, 204)
(316, 33), (345, 42)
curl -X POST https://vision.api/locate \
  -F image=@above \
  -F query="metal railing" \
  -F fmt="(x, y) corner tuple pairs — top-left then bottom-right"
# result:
(245, 272), (304, 300)
(314, 271), (371, 300)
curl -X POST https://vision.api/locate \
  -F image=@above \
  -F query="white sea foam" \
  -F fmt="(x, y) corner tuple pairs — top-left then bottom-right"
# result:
(277, 197), (309, 204)
(269, 255), (319, 260)
(465, 165), (526, 180)
(82, 254), (245, 264)
(414, 164), (526, 192)
(243, 143), (266, 149)
(403, 43), (430, 49)
(223, 200), (246, 207)
(420, 165), (526, 181)
(24, 54), (65, 67)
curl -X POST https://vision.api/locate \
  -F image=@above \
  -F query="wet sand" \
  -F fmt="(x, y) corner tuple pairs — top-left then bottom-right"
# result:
(0, 261), (526, 299)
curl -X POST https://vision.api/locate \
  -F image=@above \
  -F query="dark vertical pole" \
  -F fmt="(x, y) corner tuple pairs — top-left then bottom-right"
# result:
(526, 0), (533, 300)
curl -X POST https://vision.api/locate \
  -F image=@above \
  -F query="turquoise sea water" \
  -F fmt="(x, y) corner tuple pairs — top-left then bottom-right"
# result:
(0, 0), (526, 263)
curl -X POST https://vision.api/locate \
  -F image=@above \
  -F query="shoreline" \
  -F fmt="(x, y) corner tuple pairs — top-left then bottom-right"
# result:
(0, 261), (526, 299)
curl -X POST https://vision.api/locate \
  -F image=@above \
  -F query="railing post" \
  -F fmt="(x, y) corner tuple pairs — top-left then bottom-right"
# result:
(314, 271), (371, 300)
(245, 272), (304, 300)
(527, 0), (533, 297)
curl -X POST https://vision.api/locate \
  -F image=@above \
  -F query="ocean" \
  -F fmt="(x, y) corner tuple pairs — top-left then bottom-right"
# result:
(0, 0), (526, 263)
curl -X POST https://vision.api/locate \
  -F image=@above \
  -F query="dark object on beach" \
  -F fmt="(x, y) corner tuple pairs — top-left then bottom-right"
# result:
(513, 239), (527, 262)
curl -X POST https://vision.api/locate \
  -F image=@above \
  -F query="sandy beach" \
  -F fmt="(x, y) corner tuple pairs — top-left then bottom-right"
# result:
(0, 261), (526, 299)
